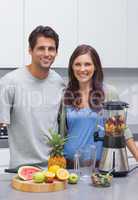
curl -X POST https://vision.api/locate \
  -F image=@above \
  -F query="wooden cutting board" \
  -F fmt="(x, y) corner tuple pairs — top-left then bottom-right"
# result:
(12, 175), (67, 192)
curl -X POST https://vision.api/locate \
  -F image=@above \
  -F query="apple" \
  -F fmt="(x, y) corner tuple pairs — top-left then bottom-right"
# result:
(33, 172), (45, 183)
(68, 173), (79, 184)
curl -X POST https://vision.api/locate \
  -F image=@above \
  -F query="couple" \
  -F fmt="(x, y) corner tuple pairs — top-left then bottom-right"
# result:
(0, 25), (137, 170)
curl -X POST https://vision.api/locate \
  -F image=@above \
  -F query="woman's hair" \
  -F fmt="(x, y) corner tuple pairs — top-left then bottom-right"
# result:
(64, 44), (105, 111)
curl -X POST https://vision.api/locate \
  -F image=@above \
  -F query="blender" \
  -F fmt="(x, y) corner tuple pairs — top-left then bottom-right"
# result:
(94, 101), (129, 177)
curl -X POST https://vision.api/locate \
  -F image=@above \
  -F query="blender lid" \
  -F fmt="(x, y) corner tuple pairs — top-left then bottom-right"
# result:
(103, 101), (129, 110)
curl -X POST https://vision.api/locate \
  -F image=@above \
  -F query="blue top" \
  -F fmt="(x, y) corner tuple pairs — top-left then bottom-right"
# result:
(64, 107), (104, 161)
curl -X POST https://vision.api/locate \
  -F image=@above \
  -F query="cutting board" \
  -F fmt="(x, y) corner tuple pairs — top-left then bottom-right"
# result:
(12, 175), (67, 192)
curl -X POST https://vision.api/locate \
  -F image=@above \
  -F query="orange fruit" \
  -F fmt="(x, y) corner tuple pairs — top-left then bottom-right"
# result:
(44, 171), (55, 183)
(56, 168), (69, 181)
(48, 165), (60, 174)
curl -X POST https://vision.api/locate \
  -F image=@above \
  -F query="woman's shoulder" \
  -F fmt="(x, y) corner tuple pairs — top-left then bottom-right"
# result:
(103, 83), (119, 101)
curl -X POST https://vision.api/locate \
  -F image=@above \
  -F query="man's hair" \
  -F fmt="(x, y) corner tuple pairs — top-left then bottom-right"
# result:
(28, 25), (59, 51)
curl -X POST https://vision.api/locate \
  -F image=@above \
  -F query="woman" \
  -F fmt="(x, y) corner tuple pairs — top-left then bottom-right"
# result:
(58, 44), (138, 168)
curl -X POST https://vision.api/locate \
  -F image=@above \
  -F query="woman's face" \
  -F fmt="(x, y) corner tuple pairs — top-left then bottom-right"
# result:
(72, 53), (95, 86)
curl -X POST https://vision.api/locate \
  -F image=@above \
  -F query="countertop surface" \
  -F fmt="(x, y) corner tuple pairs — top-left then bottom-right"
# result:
(0, 168), (138, 200)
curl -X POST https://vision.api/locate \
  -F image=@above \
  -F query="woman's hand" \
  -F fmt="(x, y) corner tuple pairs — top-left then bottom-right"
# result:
(126, 138), (138, 161)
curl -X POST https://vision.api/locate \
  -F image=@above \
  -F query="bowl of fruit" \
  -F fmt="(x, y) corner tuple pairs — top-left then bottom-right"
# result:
(91, 172), (113, 187)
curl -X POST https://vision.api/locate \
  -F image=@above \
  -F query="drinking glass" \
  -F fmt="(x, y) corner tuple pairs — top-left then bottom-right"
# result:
(74, 145), (96, 181)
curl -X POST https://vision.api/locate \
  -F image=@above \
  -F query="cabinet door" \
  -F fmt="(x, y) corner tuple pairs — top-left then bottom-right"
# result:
(127, 0), (138, 68)
(0, 148), (10, 167)
(78, 0), (127, 68)
(24, 0), (78, 68)
(0, 0), (23, 68)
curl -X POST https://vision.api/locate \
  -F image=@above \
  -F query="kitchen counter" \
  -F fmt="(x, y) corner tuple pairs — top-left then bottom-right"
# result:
(0, 169), (138, 200)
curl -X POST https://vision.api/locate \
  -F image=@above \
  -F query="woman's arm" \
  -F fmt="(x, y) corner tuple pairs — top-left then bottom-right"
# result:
(123, 127), (138, 161)
(126, 138), (138, 161)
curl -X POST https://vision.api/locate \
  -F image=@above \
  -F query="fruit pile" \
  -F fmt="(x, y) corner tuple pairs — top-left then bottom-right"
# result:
(17, 129), (79, 185)
(105, 115), (126, 135)
(17, 165), (79, 184)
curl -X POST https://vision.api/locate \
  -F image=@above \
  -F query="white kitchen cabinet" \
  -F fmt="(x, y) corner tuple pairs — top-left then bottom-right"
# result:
(127, 0), (138, 68)
(78, 0), (127, 68)
(0, 0), (138, 69)
(0, 0), (24, 68)
(24, 0), (78, 68)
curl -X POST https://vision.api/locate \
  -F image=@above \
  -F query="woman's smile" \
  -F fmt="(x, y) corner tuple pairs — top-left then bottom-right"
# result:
(73, 53), (95, 84)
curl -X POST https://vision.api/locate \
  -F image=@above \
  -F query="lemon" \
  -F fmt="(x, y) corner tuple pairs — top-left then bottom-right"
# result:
(48, 165), (60, 174)
(56, 168), (69, 181)
(44, 171), (55, 183)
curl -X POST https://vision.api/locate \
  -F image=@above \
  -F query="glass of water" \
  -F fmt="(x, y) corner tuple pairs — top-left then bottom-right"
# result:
(74, 145), (96, 181)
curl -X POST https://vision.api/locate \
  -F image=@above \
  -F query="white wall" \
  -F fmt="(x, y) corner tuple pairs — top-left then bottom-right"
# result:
(0, 68), (137, 131)
(104, 69), (138, 129)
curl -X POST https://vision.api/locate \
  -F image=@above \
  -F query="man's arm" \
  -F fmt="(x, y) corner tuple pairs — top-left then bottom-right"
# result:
(0, 79), (14, 125)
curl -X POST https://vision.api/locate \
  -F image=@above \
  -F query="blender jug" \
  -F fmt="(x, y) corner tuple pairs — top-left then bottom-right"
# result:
(99, 101), (129, 177)
(103, 101), (128, 137)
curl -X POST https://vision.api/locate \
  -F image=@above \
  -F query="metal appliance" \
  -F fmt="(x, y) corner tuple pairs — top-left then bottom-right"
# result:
(0, 124), (8, 139)
(94, 101), (129, 177)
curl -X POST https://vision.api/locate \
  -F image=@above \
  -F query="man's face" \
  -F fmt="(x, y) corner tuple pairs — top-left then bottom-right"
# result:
(29, 36), (57, 70)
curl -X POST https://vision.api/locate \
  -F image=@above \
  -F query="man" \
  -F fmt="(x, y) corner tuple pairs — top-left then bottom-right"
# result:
(0, 26), (65, 170)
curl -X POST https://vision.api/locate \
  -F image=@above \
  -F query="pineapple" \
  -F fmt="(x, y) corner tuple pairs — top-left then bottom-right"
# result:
(46, 129), (67, 169)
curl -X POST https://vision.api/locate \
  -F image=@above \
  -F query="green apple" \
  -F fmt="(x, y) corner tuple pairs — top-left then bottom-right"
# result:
(68, 173), (79, 184)
(33, 172), (45, 183)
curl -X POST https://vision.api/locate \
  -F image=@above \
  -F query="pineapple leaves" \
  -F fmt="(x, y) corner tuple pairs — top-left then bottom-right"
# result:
(44, 128), (68, 157)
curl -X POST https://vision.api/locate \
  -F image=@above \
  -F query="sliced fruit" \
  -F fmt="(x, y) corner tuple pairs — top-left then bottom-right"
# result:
(33, 172), (45, 183)
(48, 165), (60, 174)
(44, 171), (55, 183)
(18, 166), (41, 181)
(56, 168), (69, 181)
(68, 173), (79, 184)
